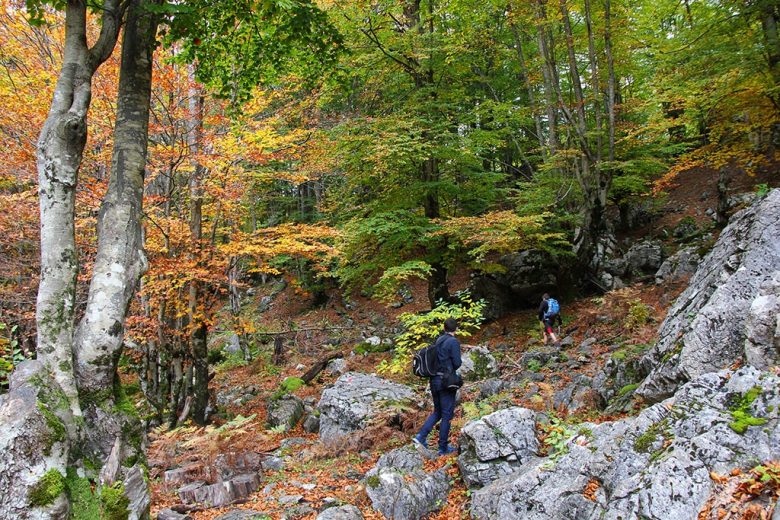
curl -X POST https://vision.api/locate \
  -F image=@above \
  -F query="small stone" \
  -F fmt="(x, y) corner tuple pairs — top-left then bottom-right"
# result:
(316, 504), (364, 520)
(278, 494), (303, 505)
(260, 456), (284, 472)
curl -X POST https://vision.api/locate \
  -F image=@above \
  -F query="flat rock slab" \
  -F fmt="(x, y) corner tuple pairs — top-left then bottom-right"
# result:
(164, 464), (208, 490)
(214, 510), (270, 520)
(158, 509), (193, 520)
(316, 505), (364, 520)
(178, 473), (260, 508)
(317, 372), (416, 444)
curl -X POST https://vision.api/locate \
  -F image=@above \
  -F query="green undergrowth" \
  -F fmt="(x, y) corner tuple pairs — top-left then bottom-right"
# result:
(65, 468), (130, 520)
(728, 386), (767, 434)
(272, 376), (305, 400)
(29, 469), (66, 507)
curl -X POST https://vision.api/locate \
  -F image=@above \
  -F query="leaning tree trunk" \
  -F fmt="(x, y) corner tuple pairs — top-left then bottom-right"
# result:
(73, 0), (158, 461)
(36, 0), (124, 420)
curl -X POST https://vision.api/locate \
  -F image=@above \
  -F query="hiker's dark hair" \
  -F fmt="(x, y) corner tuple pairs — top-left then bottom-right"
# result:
(443, 318), (458, 333)
(542, 293), (550, 300)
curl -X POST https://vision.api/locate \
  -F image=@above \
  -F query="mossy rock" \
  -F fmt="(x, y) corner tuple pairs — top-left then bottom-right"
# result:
(29, 469), (66, 507)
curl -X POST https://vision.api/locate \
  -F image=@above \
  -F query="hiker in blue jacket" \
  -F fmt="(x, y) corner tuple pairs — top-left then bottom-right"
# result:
(538, 293), (561, 345)
(413, 318), (461, 456)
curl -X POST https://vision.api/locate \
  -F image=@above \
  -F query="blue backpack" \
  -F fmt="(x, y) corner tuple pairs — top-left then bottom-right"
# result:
(544, 298), (560, 319)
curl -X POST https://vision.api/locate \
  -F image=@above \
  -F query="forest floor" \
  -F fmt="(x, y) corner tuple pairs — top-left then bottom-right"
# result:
(143, 163), (779, 520)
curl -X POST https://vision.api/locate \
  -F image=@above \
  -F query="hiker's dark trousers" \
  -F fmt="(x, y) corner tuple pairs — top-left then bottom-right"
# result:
(418, 376), (457, 451)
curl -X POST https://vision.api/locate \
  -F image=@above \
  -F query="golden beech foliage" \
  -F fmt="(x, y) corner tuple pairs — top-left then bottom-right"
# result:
(0, 2), (118, 334)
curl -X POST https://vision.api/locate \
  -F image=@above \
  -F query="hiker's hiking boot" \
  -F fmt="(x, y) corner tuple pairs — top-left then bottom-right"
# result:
(438, 445), (457, 457)
(412, 435), (428, 450)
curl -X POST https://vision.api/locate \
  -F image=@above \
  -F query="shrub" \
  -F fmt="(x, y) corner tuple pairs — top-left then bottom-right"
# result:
(378, 292), (485, 375)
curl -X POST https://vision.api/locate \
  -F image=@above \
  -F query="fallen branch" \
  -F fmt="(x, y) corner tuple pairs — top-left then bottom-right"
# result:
(301, 352), (344, 384)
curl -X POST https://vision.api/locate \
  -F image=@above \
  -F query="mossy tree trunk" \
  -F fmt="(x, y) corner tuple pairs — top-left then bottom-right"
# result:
(31, 0), (159, 513)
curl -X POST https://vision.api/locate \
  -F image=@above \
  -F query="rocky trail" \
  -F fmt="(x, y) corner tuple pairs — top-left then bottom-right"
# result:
(140, 191), (780, 519)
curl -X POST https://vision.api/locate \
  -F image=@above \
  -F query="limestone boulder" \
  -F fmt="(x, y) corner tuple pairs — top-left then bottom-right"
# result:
(317, 373), (417, 444)
(364, 446), (449, 519)
(637, 189), (780, 403)
(457, 407), (540, 488)
(470, 367), (780, 520)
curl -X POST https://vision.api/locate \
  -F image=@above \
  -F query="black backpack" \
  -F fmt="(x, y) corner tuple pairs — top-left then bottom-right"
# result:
(413, 336), (444, 378)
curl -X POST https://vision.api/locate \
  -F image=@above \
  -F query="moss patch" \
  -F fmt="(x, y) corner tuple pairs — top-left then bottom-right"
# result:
(470, 350), (492, 380)
(728, 386), (768, 434)
(365, 474), (381, 488)
(65, 468), (100, 520)
(618, 383), (640, 397)
(29, 469), (65, 507)
(100, 483), (130, 520)
(634, 419), (670, 453)
(37, 402), (66, 455)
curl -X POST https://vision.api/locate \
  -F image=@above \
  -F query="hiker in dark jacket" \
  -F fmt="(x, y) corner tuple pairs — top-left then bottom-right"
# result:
(538, 293), (561, 345)
(413, 318), (461, 456)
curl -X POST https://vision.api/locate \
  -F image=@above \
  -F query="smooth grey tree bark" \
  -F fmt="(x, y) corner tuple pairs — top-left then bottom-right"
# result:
(36, 0), (125, 419)
(73, 0), (159, 459)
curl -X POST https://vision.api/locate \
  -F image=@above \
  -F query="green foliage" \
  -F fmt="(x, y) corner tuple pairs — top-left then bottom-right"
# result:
(618, 383), (640, 397)
(216, 351), (248, 372)
(65, 468), (101, 520)
(335, 211), (437, 300)
(0, 322), (24, 390)
(633, 419), (670, 454)
(755, 183), (770, 198)
(378, 292), (485, 375)
(100, 483), (129, 520)
(29, 469), (65, 507)
(541, 417), (575, 469)
(728, 386), (768, 434)
(207, 348), (227, 366)
(272, 376), (305, 400)
(527, 359), (543, 373)
(161, 0), (342, 104)
(624, 299), (651, 330)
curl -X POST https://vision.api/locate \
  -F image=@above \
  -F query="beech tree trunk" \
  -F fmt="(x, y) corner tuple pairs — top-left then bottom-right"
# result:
(36, 0), (124, 420)
(74, 0), (158, 460)
(187, 78), (210, 425)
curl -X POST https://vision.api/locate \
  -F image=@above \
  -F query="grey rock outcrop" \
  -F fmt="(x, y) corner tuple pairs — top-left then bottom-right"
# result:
(654, 246), (700, 284)
(553, 376), (604, 413)
(316, 505), (364, 520)
(317, 373), (417, 444)
(267, 395), (304, 432)
(623, 240), (664, 277)
(470, 367), (780, 519)
(637, 189), (780, 403)
(303, 414), (320, 433)
(459, 346), (499, 381)
(124, 464), (151, 520)
(457, 407), (540, 488)
(744, 272), (780, 370)
(364, 446), (449, 519)
(0, 360), (70, 520)
(469, 250), (558, 320)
